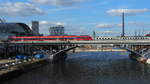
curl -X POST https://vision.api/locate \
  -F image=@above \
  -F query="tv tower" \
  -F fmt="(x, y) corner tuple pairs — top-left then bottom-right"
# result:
(121, 12), (125, 37)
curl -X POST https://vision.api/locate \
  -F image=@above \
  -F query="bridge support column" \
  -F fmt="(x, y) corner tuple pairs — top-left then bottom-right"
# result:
(49, 45), (68, 62)
(128, 45), (150, 63)
(52, 52), (67, 62)
(129, 53), (147, 63)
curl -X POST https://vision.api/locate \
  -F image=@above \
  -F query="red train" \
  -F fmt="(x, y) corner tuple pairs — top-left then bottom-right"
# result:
(9, 35), (93, 41)
(145, 34), (150, 36)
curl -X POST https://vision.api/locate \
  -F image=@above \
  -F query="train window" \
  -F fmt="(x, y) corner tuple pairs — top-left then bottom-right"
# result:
(76, 37), (88, 39)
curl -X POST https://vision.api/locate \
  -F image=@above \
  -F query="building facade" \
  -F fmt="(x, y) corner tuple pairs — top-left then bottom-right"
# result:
(0, 23), (33, 37)
(32, 21), (39, 35)
(49, 25), (64, 36)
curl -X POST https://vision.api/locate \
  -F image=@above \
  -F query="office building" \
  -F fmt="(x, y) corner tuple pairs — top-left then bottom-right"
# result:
(32, 21), (39, 35)
(49, 25), (64, 36)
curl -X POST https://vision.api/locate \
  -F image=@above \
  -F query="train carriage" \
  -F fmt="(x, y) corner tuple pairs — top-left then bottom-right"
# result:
(9, 35), (93, 41)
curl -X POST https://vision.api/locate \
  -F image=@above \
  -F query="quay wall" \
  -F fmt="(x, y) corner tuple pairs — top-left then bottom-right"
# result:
(0, 59), (48, 83)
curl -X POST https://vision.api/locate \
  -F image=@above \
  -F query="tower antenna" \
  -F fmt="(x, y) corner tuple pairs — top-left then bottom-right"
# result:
(121, 12), (125, 37)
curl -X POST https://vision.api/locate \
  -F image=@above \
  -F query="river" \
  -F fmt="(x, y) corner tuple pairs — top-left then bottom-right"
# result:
(3, 51), (150, 84)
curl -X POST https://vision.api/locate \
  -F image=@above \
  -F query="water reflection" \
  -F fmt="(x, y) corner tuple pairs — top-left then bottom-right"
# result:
(52, 62), (66, 75)
(3, 51), (150, 84)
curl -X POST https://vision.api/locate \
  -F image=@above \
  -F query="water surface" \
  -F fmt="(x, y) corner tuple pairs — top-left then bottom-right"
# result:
(3, 51), (150, 84)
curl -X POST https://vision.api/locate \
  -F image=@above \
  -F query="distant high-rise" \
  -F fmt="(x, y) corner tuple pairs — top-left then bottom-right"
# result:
(49, 25), (64, 36)
(32, 21), (39, 35)
(93, 31), (96, 40)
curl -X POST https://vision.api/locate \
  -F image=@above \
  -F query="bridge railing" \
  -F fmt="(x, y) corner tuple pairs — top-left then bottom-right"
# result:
(96, 36), (150, 40)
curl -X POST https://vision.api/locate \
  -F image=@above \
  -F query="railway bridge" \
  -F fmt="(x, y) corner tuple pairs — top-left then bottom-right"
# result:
(1, 36), (150, 63)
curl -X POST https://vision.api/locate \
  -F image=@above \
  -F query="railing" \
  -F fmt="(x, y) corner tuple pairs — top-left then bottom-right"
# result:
(96, 36), (150, 40)
(0, 59), (33, 70)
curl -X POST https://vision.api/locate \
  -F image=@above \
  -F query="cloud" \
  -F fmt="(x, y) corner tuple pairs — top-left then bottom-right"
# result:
(94, 0), (113, 6)
(98, 31), (117, 34)
(127, 21), (150, 29)
(103, 31), (115, 34)
(107, 8), (149, 16)
(0, 2), (44, 17)
(66, 26), (87, 35)
(29, 0), (85, 6)
(40, 21), (65, 26)
(38, 21), (65, 35)
(48, 7), (78, 12)
(96, 23), (121, 28)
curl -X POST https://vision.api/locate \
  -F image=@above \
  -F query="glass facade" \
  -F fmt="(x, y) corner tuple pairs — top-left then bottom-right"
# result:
(49, 25), (64, 36)
(0, 23), (33, 36)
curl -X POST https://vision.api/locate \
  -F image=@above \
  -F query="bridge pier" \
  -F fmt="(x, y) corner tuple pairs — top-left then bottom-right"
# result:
(72, 48), (76, 53)
(50, 45), (78, 62)
(48, 45), (68, 62)
(52, 52), (67, 62)
(127, 45), (150, 63)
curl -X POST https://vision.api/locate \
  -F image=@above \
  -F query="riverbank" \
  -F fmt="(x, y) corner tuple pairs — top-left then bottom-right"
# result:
(74, 48), (126, 52)
(0, 59), (48, 83)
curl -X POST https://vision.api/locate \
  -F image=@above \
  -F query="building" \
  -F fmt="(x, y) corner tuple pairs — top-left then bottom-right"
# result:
(49, 25), (64, 36)
(32, 21), (39, 35)
(0, 23), (34, 58)
(0, 23), (34, 41)
(0, 23), (33, 36)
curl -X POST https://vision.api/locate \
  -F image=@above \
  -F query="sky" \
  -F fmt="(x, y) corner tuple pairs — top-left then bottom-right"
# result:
(0, 0), (150, 36)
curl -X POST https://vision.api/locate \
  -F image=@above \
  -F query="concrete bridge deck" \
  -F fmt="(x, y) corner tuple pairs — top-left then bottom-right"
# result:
(2, 40), (150, 45)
